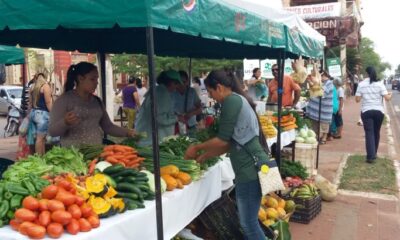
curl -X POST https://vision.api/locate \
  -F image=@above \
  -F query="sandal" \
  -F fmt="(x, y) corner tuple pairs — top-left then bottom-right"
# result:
(333, 135), (342, 139)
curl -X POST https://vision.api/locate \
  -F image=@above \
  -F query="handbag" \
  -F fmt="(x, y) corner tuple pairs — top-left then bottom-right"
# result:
(19, 117), (30, 136)
(232, 138), (285, 196)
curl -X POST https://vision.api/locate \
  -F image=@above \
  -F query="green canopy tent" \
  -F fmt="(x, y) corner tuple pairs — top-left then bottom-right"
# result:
(0, 45), (24, 65)
(0, 1), (324, 238)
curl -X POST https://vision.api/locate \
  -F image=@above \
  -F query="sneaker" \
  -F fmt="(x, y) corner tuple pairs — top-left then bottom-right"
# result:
(366, 159), (375, 164)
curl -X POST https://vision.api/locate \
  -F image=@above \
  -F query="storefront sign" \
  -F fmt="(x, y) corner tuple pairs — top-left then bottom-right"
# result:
(327, 58), (341, 77)
(285, 2), (341, 20)
(243, 59), (260, 80)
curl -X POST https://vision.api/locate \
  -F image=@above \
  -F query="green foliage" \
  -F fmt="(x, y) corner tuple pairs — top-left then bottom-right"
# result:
(111, 54), (241, 78)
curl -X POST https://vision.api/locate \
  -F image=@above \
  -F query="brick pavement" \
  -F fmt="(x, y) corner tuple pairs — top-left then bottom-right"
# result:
(290, 96), (400, 240)
(0, 135), (18, 160)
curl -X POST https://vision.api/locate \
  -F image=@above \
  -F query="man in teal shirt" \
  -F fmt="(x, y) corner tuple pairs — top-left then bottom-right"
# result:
(173, 71), (202, 135)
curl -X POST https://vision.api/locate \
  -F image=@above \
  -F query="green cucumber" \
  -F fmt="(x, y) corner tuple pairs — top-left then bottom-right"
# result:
(103, 164), (125, 175)
(116, 192), (138, 200)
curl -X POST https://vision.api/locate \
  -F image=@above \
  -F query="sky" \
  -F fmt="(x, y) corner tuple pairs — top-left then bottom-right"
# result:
(361, 0), (400, 72)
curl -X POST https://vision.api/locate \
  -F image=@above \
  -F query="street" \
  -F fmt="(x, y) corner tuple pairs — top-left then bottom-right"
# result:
(0, 116), (6, 137)
(387, 86), (400, 159)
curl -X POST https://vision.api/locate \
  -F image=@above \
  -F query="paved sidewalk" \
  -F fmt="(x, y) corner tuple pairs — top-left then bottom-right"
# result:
(290, 96), (400, 240)
(0, 136), (18, 160)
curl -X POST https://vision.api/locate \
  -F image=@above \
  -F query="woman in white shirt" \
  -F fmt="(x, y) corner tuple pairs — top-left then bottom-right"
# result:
(135, 78), (148, 105)
(355, 66), (392, 163)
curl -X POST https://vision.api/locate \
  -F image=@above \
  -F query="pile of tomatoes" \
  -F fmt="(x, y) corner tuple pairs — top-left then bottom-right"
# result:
(9, 180), (99, 239)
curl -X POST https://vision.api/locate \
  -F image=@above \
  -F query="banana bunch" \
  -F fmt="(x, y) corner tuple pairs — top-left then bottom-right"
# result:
(259, 115), (277, 138)
(290, 183), (319, 199)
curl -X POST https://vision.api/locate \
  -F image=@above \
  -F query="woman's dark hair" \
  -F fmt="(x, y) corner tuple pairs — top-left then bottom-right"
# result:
(128, 76), (135, 84)
(252, 68), (260, 78)
(65, 62), (97, 92)
(193, 77), (201, 85)
(178, 70), (189, 83)
(205, 69), (269, 149)
(135, 78), (143, 89)
(366, 66), (378, 84)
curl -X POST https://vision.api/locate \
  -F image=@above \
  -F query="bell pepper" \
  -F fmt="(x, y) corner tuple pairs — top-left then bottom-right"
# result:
(5, 182), (29, 196)
(0, 200), (10, 218)
(22, 179), (36, 195)
(10, 194), (23, 210)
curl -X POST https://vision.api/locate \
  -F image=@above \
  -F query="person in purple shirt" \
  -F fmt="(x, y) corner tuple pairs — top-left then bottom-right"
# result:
(122, 76), (141, 129)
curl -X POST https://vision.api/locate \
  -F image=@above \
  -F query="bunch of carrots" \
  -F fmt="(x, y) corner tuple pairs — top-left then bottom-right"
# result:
(100, 145), (145, 169)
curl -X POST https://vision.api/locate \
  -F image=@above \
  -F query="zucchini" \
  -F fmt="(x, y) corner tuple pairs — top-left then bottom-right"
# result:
(116, 183), (143, 198)
(125, 199), (145, 209)
(112, 169), (139, 178)
(116, 191), (139, 200)
(103, 164), (125, 175)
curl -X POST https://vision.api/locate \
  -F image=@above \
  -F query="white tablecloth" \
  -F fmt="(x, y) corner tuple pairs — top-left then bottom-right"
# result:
(266, 129), (296, 150)
(0, 160), (235, 240)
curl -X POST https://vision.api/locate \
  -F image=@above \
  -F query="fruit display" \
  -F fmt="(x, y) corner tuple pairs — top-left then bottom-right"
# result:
(289, 183), (319, 200)
(258, 194), (296, 227)
(271, 112), (298, 131)
(259, 115), (277, 138)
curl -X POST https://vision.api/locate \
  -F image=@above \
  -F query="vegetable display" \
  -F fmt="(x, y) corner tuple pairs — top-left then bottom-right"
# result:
(100, 145), (145, 168)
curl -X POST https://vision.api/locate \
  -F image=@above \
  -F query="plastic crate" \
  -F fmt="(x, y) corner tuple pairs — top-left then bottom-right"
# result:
(281, 194), (322, 224)
(290, 203), (321, 224)
(198, 188), (276, 240)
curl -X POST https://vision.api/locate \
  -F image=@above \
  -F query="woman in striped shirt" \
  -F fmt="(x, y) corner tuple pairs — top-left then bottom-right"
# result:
(355, 66), (392, 163)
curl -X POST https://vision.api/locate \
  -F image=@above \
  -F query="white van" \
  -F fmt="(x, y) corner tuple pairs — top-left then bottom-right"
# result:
(0, 85), (23, 115)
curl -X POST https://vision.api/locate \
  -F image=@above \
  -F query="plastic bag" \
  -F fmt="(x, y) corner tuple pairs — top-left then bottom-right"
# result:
(18, 117), (30, 136)
(314, 174), (337, 202)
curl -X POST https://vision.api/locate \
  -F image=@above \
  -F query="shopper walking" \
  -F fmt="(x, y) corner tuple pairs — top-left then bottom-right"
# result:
(355, 66), (392, 163)
(122, 76), (141, 129)
(306, 70), (334, 144)
(29, 73), (53, 155)
(185, 70), (268, 240)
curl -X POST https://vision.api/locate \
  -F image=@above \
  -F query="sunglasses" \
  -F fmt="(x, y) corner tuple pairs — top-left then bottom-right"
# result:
(272, 68), (279, 72)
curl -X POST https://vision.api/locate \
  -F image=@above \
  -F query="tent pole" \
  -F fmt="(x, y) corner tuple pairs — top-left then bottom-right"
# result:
(146, 27), (164, 240)
(98, 52), (107, 140)
(98, 53), (107, 107)
(276, 50), (286, 169)
(316, 96), (322, 169)
(188, 57), (192, 81)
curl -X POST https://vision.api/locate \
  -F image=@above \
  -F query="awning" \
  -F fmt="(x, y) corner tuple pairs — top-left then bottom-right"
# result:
(0, 44), (24, 65)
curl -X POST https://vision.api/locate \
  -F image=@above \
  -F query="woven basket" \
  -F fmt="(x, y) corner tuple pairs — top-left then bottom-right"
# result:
(294, 143), (318, 176)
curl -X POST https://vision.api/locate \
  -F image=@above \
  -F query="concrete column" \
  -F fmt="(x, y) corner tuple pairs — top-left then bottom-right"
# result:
(340, 0), (347, 80)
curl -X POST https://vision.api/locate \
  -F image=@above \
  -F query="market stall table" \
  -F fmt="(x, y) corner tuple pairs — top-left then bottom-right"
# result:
(267, 129), (296, 150)
(0, 160), (235, 240)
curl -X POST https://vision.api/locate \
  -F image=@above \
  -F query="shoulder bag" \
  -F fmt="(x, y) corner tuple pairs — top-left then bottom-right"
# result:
(231, 138), (285, 196)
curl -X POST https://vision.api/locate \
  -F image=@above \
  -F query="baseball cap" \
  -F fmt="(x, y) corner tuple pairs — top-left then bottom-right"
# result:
(164, 70), (183, 84)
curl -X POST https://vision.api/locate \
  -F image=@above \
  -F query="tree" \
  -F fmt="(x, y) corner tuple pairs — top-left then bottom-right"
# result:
(111, 54), (242, 79)
(325, 37), (391, 80)
(395, 65), (400, 76)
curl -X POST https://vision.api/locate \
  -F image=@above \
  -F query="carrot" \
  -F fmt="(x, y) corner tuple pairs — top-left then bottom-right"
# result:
(127, 163), (140, 169)
(125, 154), (138, 159)
(100, 151), (114, 158)
(112, 154), (125, 160)
(88, 159), (98, 175)
(113, 145), (129, 152)
(106, 157), (119, 164)
(103, 145), (115, 152)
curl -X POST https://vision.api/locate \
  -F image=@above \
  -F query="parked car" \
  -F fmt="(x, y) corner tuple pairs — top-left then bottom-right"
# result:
(0, 85), (23, 115)
(392, 79), (400, 90)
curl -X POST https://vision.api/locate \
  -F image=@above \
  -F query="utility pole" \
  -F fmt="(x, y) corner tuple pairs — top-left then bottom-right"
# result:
(340, 0), (347, 80)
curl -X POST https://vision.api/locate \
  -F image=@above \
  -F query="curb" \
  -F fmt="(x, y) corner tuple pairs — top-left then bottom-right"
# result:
(384, 100), (400, 196)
